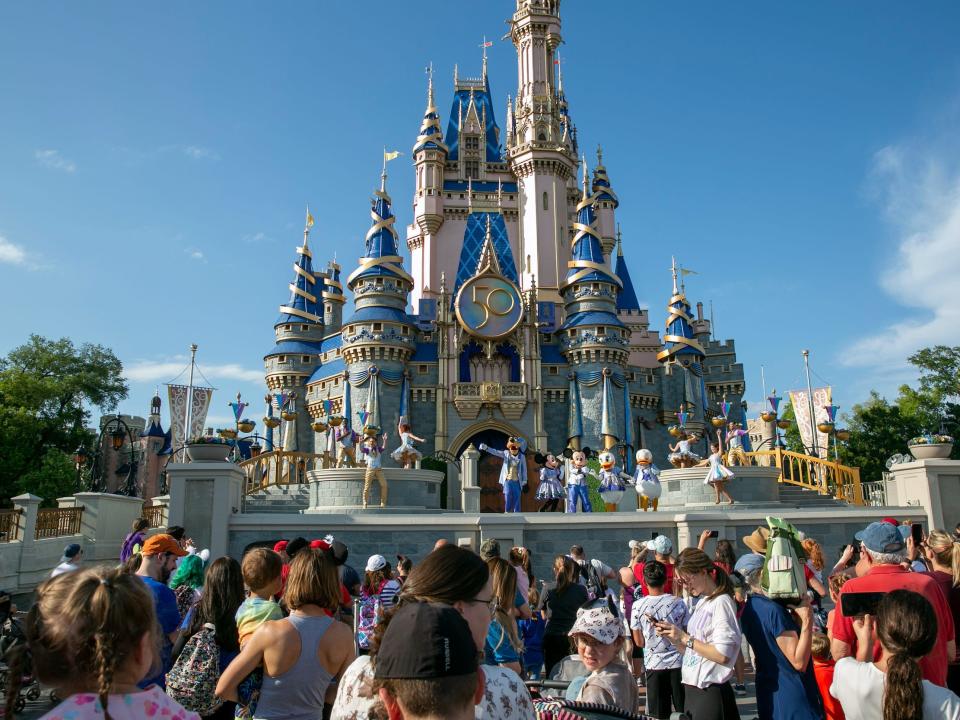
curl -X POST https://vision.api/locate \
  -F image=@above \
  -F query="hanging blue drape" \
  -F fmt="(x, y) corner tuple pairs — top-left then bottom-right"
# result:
(399, 374), (410, 420)
(623, 380), (633, 472)
(343, 380), (352, 431)
(568, 374), (583, 444)
(366, 373), (381, 430)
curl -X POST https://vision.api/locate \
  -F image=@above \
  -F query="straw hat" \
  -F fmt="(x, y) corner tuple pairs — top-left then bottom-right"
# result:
(742, 527), (770, 555)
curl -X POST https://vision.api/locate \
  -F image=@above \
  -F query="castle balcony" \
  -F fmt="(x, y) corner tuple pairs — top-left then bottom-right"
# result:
(453, 382), (528, 420)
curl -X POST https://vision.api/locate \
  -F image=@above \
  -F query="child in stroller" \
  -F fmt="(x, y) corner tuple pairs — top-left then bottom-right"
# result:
(0, 589), (49, 713)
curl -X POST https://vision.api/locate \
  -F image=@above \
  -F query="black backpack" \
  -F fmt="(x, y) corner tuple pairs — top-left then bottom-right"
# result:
(581, 560), (605, 601)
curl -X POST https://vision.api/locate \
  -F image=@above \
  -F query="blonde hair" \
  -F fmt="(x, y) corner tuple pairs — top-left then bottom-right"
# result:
(811, 632), (831, 661)
(829, 572), (848, 601)
(7, 567), (159, 719)
(487, 557), (523, 655)
(926, 530), (960, 587)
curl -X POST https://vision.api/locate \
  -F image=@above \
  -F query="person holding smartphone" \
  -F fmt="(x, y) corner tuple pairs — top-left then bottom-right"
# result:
(653, 549), (741, 720)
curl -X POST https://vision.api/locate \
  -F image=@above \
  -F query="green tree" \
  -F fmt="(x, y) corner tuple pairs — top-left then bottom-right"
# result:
(0, 335), (128, 505)
(838, 392), (924, 482)
(779, 404), (806, 454)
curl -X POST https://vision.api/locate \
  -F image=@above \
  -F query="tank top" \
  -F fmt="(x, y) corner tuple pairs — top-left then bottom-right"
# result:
(255, 613), (334, 720)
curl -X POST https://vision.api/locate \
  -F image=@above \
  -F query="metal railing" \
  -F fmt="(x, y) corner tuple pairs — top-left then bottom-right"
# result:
(141, 504), (166, 528)
(34, 507), (84, 539)
(238, 450), (326, 495)
(744, 448), (864, 505)
(859, 480), (888, 507)
(0, 509), (22, 542)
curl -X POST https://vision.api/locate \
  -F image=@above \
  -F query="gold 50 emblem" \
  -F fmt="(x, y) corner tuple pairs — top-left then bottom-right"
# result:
(455, 274), (523, 339)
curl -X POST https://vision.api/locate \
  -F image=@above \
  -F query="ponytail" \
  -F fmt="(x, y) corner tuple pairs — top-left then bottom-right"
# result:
(926, 530), (960, 587)
(707, 563), (735, 600)
(883, 650), (924, 720)
(876, 590), (937, 720)
(676, 549), (734, 600)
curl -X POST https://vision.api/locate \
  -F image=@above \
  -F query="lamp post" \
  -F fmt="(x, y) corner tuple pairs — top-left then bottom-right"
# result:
(88, 415), (140, 495)
(819, 404), (848, 462)
(72, 446), (88, 491)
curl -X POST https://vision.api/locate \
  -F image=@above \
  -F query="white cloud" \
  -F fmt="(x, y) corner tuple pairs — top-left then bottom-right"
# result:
(185, 247), (206, 262)
(125, 359), (263, 384)
(0, 234), (27, 266)
(843, 128), (960, 371)
(34, 149), (76, 173)
(243, 232), (273, 244)
(183, 145), (219, 161)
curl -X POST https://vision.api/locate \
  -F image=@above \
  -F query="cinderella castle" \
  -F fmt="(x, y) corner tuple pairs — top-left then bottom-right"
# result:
(262, 0), (746, 510)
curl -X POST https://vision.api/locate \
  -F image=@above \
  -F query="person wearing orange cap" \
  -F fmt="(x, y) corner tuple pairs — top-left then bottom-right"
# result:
(134, 533), (188, 689)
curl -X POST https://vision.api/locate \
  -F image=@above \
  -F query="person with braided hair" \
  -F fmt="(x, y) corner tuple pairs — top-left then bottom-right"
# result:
(830, 589), (960, 720)
(4, 566), (200, 719)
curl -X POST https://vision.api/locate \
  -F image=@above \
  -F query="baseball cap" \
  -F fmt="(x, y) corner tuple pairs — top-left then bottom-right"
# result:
(366, 554), (388, 572)
(568, 603), (623, 644)
(310, 539), (331, 551)
(273, 540), (288, 554)
(60, 543), (82, 562)
(141, 534), (189, 557)
(374, 602), (478, 680)
(855, 522), (905, 554)
(646, 535), (673, 556)
(881, 517), (900, 526)
(734, 553), (764, 577)
(479, 538), (501, 560)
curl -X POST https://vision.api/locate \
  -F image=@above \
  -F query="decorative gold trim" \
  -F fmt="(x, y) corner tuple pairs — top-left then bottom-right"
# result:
(278, 305), (323, 323)
(288, 283), (316, 303)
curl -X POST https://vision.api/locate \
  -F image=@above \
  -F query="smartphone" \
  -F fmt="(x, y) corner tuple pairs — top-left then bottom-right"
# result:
(708, 530), (719, 538)
(911, 523), (924, 545)
(841, 591), (885, 617)
(643, 612), (657, 623)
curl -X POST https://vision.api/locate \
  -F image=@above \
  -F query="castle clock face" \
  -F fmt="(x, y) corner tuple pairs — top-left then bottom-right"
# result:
(455, 274), (524, 339)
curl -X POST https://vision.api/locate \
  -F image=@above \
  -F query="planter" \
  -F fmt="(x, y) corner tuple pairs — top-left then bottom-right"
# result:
(186, 443), (231, 462)
(908, 443), (953, 460)
(238, 421), (255, 433)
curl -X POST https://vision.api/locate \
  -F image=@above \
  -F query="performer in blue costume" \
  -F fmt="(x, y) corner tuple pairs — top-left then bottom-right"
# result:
(479, 436), (528, 513)
(534, 452), (565, 512)
(565, 449), (595, 513)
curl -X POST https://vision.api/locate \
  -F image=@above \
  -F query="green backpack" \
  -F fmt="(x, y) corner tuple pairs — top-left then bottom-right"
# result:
(761, 516), (808, 604)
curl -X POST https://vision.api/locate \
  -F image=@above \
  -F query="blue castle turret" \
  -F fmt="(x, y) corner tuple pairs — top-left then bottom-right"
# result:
(264, 217), (327, 452)
(343, 169), (416, 439)
(559, 159), (630, 451)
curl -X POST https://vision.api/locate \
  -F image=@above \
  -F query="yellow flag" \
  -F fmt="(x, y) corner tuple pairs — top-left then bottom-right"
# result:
(305, 205), (314, 228)
(681, 268), (698, 277)
(383, 150), (402, 162)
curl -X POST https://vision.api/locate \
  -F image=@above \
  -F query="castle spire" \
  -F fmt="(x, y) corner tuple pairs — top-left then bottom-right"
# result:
(414, 64), (448, 154)
(278, 210), (323, 325)
(562, 157), (620, 290)
(614, 225), (641, 312)
(346, 168), (414, 287)
(658, 258), (705, 365)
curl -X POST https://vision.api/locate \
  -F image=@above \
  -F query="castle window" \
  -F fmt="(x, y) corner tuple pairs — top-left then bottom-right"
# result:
(423, 333), (433, 341)
(401, 326), (410, 335)
(277, 356), (286, 363)
(596, 327), (605, 336)
(301, 325), (307, 331)
(542, 192), (548, 211)
(373, 323), (382, 332)
(464, 136), (480, 151)
(647, 375), (655, 385)
(302, 356), (311, 363)
(418, 364), (428, 374)
(326, 305), (331, 313)
(568, 330), (576, 337)
(284, 325), (291, 331)
(464, 160), (480, 179)
(592, 283), (599, 291)
(548, 366), (558, 375)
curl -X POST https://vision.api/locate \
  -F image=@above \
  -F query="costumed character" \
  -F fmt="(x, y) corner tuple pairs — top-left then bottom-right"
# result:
(390, 418), (425, 469)
(667, 432), (701, 468)
(324, 425), (337, 468)
(634, 448), (662, 512)
(699, 441), (735, 505)
(723, 421), (749, 466)
(478, 436), (528, 514)
(335, 426), (358, 468)
(533, 452), (565, 512)
(360, 429), (389, 508)
(597, 449), (633, 512)
(565, 448), (595, 513)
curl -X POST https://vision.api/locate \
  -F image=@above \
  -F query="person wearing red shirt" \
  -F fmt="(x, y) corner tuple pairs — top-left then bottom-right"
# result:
(811, 633), (844, 720)
(633, 535), (675, 596)
(831, 521), (956, 687)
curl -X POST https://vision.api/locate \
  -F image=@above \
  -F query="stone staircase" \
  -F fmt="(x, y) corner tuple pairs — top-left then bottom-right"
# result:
(244, 484), (309, 513)
(778, 484), (848, 508)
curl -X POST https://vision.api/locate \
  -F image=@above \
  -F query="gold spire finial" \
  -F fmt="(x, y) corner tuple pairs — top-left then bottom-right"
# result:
(597, 144), (604, 167)
(426, 62), (435, 111)
(671, 256), (679, 295)
(580, 154), (589, 199)
(480, 36), (492, 80)
(616, 224), (623, 257)
(556, 51), (563, 94)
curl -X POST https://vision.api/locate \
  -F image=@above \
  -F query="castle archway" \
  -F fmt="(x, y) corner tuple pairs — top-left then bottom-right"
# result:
(452, 422), (541, 513)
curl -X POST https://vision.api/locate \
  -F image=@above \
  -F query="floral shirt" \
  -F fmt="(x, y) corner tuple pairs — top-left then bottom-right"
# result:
(40, 688), (199, 720)
(330, 655), (533, 720)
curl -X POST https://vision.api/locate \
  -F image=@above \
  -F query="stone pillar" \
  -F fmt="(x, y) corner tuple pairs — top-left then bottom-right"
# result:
(890, 459), (960, 532)
(460, 444), (480, 513)
(70, 492), (145, 562)
(12, 494), (40, 574)
(166, 462), (244, 560)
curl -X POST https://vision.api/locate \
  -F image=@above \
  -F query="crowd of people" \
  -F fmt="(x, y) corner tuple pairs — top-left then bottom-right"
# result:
(4, 517), (960, 719)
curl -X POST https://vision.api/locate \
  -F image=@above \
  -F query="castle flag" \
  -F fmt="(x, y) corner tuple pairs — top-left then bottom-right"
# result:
(383, 150), (402, 162)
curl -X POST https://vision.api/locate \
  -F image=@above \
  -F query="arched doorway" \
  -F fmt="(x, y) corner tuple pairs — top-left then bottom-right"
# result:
(456, 429), (541, 513)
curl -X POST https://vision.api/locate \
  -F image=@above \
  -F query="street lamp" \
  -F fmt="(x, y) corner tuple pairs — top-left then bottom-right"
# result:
(760, 390), (791, 448)
(88, 416), (140, 495)
(820, 404), (848, 462)
(72, 446), (88, 490)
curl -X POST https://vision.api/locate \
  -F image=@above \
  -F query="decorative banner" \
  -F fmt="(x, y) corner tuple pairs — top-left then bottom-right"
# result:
(768, 393), (782, 414)
(322, 399), (332, 416)
(358, 408), (369, 429)
(343, 381), (352, 430)
(677, 410), (689, 427)
(168, 385), (214, 455)
(824, 404), (839, 423)
(567, 374), (583, 443)
(720, 400), (732, 418)
(365, 373), (381, 430)
(399, 374), (410, 421)
(188, 388), (213, 443)
(789, 387), (832, 459)
(229, 398), (248, 422)
(622, 380), (633, 472)
(600, 372), (618, 440)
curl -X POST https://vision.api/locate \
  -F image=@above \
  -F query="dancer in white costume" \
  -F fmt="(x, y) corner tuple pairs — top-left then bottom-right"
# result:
(700, 441), (735, 505)
(667, 431), (701, 468)
(390, 420), (425, 468)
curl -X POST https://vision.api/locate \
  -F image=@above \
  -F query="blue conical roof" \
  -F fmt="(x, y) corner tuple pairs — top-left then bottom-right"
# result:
(346, 177), (414, 288)
(278, 233), (323, 325)
(615, 241), (641, 312)
(564, 176), (620, 287)
(592, 152), (619, 208)
(444, 76), (501, 162)
(414, 72), (448, 154)
(657, 263), (704, 363)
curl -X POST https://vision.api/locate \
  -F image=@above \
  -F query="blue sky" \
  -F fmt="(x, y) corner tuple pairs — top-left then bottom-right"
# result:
(2, 1), (959, 430)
